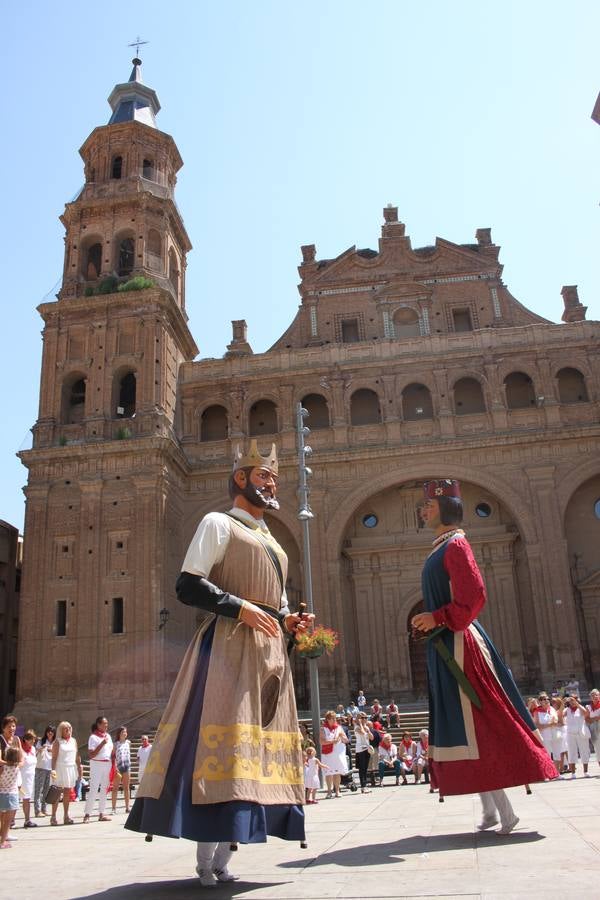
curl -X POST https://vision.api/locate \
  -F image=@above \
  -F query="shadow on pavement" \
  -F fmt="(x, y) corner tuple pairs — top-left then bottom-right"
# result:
(74, 880), (289, 900)
(278, 830), (546, 869)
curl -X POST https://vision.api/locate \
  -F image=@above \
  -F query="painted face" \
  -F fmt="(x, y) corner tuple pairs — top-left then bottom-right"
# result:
(238, 467), (279, 510)
(421, 498), (441, 530)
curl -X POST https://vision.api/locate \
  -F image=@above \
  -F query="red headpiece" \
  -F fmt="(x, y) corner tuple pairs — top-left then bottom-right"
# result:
(424, 479), (461, 500)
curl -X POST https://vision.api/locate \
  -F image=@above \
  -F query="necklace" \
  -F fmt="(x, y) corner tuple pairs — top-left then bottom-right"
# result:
(431, 528), (465, 550)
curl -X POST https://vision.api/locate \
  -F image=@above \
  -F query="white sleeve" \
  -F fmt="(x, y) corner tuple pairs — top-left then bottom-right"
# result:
(180, 512), (232, 577)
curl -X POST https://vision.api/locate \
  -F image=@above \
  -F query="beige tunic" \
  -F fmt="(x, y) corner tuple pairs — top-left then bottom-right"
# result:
(139, 516), (304, 806)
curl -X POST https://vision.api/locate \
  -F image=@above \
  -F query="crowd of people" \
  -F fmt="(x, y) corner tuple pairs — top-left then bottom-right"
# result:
(0, 714), (152, 849)
(299, 688), (600, 804)
(300, 700), (432, 801)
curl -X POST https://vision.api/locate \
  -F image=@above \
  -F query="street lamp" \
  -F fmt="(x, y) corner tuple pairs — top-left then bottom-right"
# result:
(296, 402), (321, 752)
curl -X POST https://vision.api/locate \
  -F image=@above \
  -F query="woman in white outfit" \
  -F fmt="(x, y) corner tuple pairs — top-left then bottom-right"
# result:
(533, 695), (561, 776)
(564, 695), (591, 778)
(83, 716), (113, 823)
(33, 725), (55, 817)
(50, 722), (82, 825)
(320, 711), (348, 798)
(551, 697), (568, 773)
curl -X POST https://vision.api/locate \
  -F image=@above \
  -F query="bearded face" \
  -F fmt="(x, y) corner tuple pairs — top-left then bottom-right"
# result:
(234, 466), (280, 511)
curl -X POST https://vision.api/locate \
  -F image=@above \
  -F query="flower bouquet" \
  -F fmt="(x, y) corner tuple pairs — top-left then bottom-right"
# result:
(295, 625), (339, 659)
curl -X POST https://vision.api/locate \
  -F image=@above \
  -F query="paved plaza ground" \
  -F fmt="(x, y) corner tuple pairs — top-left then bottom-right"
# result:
(3, 772), (600, 899)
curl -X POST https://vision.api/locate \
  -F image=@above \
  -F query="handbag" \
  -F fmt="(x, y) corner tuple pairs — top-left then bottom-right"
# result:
(321, 742), (334, 754)
(45, 784), (62, 805)
(366, 745), (375, 756)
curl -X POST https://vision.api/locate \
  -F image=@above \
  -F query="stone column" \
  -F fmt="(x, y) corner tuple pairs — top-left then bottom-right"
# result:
(524, 465), (582, 678)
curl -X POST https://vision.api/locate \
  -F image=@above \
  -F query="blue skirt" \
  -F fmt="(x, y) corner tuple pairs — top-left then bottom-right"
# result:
(125, 622), (305, 843)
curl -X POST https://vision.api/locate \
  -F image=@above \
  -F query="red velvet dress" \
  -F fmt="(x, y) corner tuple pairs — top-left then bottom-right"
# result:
(423, 533), (557, 796)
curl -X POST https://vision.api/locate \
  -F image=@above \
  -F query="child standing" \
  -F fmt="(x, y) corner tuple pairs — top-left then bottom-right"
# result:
(0, 748), (22, 848)
(304, 746), (328, 804)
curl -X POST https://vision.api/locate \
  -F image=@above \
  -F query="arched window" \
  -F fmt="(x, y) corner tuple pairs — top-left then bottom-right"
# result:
(64, 377), (86, 424)
(111, 155), (123, 179)
(557, 367), (588, 404)
(454, 377), (486, 415)
(504, 371), (535, 409)
(84, 242), (102, 280)
(393, 308), (420, 338)
(142, 158), (154, 180)
(146, 229), (162, 271)
(200, 405), (228, 441)
(301, 394), (330, 429)
(168, 247), (180, 297)
(402, 383), (433, 420)
(117, 238), (135, 276)
(350, 388), (381, 425)
(249, 399), (278, 435)
(116, 372), (136, 418)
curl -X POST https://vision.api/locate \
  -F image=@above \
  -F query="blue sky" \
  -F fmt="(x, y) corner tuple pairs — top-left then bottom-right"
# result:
(1, 1), (598, 530)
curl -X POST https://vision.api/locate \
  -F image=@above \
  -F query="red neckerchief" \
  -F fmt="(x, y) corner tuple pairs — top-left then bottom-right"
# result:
(591, 701), (600, 710)
(93, 729), (106, 739)
(402, 739), (413, 750)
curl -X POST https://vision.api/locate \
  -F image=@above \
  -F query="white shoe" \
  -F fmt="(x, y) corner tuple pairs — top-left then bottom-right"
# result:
(497, 816), (519, 835)
(477, 816), (499, 831)
(196, 867), (216, 887)
(571, 773), (576, 780)
(213, 865), (239, 883)
(584, 773), (591, 778)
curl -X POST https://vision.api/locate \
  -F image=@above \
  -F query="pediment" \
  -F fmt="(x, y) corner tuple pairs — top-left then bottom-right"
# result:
(304, 235), (499, 292)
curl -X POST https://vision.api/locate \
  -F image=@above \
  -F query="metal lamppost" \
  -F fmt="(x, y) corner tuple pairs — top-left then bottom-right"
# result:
(296, 402), (321, 751)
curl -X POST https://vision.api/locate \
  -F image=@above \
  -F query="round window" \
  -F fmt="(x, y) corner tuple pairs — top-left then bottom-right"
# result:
(594, 499), (600, 520)
(475, 502), (492, 518)
(362, 514), (378, 528)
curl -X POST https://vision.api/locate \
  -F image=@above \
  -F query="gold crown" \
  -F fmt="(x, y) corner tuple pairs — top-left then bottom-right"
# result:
(232, 440), (278, 475)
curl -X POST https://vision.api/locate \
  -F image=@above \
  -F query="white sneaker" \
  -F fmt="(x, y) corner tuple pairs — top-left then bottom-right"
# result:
(571, 773), (577, 780)
(584, 773), (591, 778)
(477, 816), (499, 831)
(213, 865), (239, 883)
(195, 867), (216, 887)
(497, 816), (519, 835)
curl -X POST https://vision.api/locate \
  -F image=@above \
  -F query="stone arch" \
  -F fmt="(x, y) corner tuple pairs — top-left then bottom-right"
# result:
(249, 398), (278, 435)
(402, 383), (433, 420)
(111, 154), (123, 179)
(168, 247), (180, 299)
(113, 368), (136, 418)
(200, 404), (228, 441)
(556, 457), (600, 521)
(114, 230), (135, 277)
(301, 393), (330, 429)
(146, 229), (163, 270)
(328, 462), (538, 556)
(350, 388), (381, 425)
(61, 372), (87, 424)
(453, 376), (486, 415)
(504, 371), (536, 409)
(80, 234), (103, 280)
(556, 367), (589, 404)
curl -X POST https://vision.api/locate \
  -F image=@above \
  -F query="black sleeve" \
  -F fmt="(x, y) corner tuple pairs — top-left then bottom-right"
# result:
(175, 572), (245, 620)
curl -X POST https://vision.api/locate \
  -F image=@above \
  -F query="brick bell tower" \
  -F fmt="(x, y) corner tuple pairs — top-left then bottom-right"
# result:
(17, 59), (198, 732)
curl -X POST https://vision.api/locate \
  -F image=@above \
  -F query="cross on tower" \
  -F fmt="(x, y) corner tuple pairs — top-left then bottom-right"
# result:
(128, 36), (149, 57)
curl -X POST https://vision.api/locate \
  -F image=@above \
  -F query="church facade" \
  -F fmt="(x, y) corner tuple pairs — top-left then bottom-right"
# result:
(16, 62), (600, 731)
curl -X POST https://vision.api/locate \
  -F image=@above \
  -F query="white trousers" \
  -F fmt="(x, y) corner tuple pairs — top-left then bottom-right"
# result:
(84, 761), (111, 816)
(479, 789), (516, 828)
(196, 841), (233, 873)
(566, 732), (590, 765)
